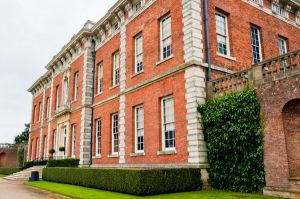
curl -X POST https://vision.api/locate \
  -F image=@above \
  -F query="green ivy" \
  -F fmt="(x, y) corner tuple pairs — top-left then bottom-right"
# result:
(198, 89), (265, 192)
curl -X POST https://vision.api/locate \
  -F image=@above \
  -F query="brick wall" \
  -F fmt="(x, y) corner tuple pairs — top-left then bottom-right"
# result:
(206, 0), (300, 71)
(0, 148), (18, 167)
(27, 0), (300, 174)
(257, 75), (300, 188)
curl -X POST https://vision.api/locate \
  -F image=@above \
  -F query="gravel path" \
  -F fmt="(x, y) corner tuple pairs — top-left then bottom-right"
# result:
(0, 178), (69, 199)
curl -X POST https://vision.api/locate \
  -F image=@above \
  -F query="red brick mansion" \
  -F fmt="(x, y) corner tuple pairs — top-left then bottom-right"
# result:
(27, 0), (300, 192)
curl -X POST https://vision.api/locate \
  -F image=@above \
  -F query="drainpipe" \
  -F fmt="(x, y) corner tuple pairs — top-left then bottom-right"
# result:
(89, 40), (96, 167)
(203, 0), (212, 81)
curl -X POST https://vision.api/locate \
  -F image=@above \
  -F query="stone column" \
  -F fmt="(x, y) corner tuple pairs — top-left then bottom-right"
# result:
(79, 38), (94, 166)
(182, 0), (209, 187)
(119, 21), (127, 164)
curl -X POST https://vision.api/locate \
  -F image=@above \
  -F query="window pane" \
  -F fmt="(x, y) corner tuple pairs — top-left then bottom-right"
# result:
(135, 35), (143, 73)
(112, 114), (119, 153)
(162, 97), (175, 149)
(251, 26), (261, 64)
(135, 106), (144, 152)
(161, 16), (172, 59)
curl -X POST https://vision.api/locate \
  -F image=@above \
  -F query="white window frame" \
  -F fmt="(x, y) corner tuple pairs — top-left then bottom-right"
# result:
(53, 130), (58, 155)
(272, 2), (287, 18)
(134, 105), (144, 153)
(160, 15), (172, 60)
(38, 102), (42, 122)
(43, 135), (47, 159)
(296, 13), (300, 25)
(71, 124), (76, 157)
(33, 105), (36, 123)
(62, 78), (69, 104)
(113, 52), (120, 86)
(45, 97), (50, 118)
(55, 86), (60, 110)
(111, 113), (119, 155)
(74, 72), (79, 101)
(161, 96), (175, 151)
(250, 26), (263, 64)
(97, 63), (103, 94)
(133, 0), (143, 12)
(112, 21), (119, 32)
(63, 127), (67, 156)
(278, 37), (287, 55)
(35, 138), (39, 160)
(249, 0), (263, 6)
(95, 119), (102, 156)
(216, 12), (231, 57)
(135, 34), (143, 74)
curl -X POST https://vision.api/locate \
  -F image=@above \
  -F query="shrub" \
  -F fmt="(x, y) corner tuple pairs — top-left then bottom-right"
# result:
(58, 147), (65, 152)
(0, 167), (20, 175)
(23, 160), (48, 169)
(49, 149), (55, 155)
(198, 89), (265, 192)
(43, 168), (201, 196)
(47, 158), (79, 167)
(18, 147), (25, 167)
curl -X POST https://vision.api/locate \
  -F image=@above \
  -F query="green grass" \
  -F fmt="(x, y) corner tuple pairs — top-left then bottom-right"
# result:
(0, 174), (7, 178)
(26, 181), (280, 199)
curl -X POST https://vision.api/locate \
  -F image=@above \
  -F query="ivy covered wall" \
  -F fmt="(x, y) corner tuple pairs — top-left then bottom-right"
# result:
(198, 89), (265, 192)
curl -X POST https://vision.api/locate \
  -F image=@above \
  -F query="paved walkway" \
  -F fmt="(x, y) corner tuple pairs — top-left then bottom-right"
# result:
(0, 178), (68, 199)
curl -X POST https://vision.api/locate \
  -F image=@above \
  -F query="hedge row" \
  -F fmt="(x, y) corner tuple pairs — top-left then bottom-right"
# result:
(198, 89), (265, 192)
(47, 158), (79, 167)
(23, 160), (48, 169)
(0, 167), (20, 175)
(43, 168), (201, 196)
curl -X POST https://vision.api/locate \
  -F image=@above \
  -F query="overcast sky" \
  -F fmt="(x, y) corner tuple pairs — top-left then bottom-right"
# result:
(0, 0), (117, 143)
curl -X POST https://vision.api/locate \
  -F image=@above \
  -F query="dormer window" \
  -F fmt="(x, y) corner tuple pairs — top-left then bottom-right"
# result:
(272, 2), (288, 18)
(296, 13), (300, 25)
(113, 22), (119, 31)
(134, 0), (142, 12)
(249, 0), (263, 6)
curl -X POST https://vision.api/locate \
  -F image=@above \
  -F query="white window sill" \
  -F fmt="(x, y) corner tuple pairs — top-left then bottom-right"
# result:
(157, 149), (177, 155)
(95, 92), (103, 97)
(130, 152), (145, 157)
(108, 153), (119, 158)
(92, 155), (101, 159)
(130, 71), (144, 78)
(156, 54), (174, 66)
(109, 84), (119, 90)
(217, 53), (237, 61)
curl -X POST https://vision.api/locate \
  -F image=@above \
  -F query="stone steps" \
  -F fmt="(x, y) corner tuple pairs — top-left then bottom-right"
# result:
(4, 166), (45, 181)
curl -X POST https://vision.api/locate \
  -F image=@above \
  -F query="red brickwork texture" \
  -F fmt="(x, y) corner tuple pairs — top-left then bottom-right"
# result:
(0, 147), (18, 167)
(257, 76), (300, 189)
(206, 0), (300, 71)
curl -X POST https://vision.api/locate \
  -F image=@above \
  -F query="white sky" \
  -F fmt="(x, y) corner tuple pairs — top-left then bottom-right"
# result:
(0, 0), (117, 143)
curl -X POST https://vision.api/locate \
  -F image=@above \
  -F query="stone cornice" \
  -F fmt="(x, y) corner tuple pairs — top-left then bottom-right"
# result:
(29, 0), (156, 95)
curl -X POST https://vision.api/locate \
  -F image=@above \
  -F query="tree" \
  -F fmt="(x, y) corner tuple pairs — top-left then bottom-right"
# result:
(14, 123), (30, 145)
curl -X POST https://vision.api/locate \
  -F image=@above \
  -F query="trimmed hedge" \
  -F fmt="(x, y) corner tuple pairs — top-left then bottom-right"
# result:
(0, 167), (20, 175)
(43, 168), (201, 196)
(47, 158), (79, 167)
(23, 160), (48, 169)
(198, 89), (265, 192)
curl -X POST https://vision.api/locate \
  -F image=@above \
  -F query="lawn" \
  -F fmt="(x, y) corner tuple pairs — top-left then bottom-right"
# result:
(0, 174), (7, 178)
(26, 181), (280, 199)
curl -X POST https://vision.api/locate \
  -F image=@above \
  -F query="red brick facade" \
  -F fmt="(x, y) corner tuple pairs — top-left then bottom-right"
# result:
(28, 0), (300, 190)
